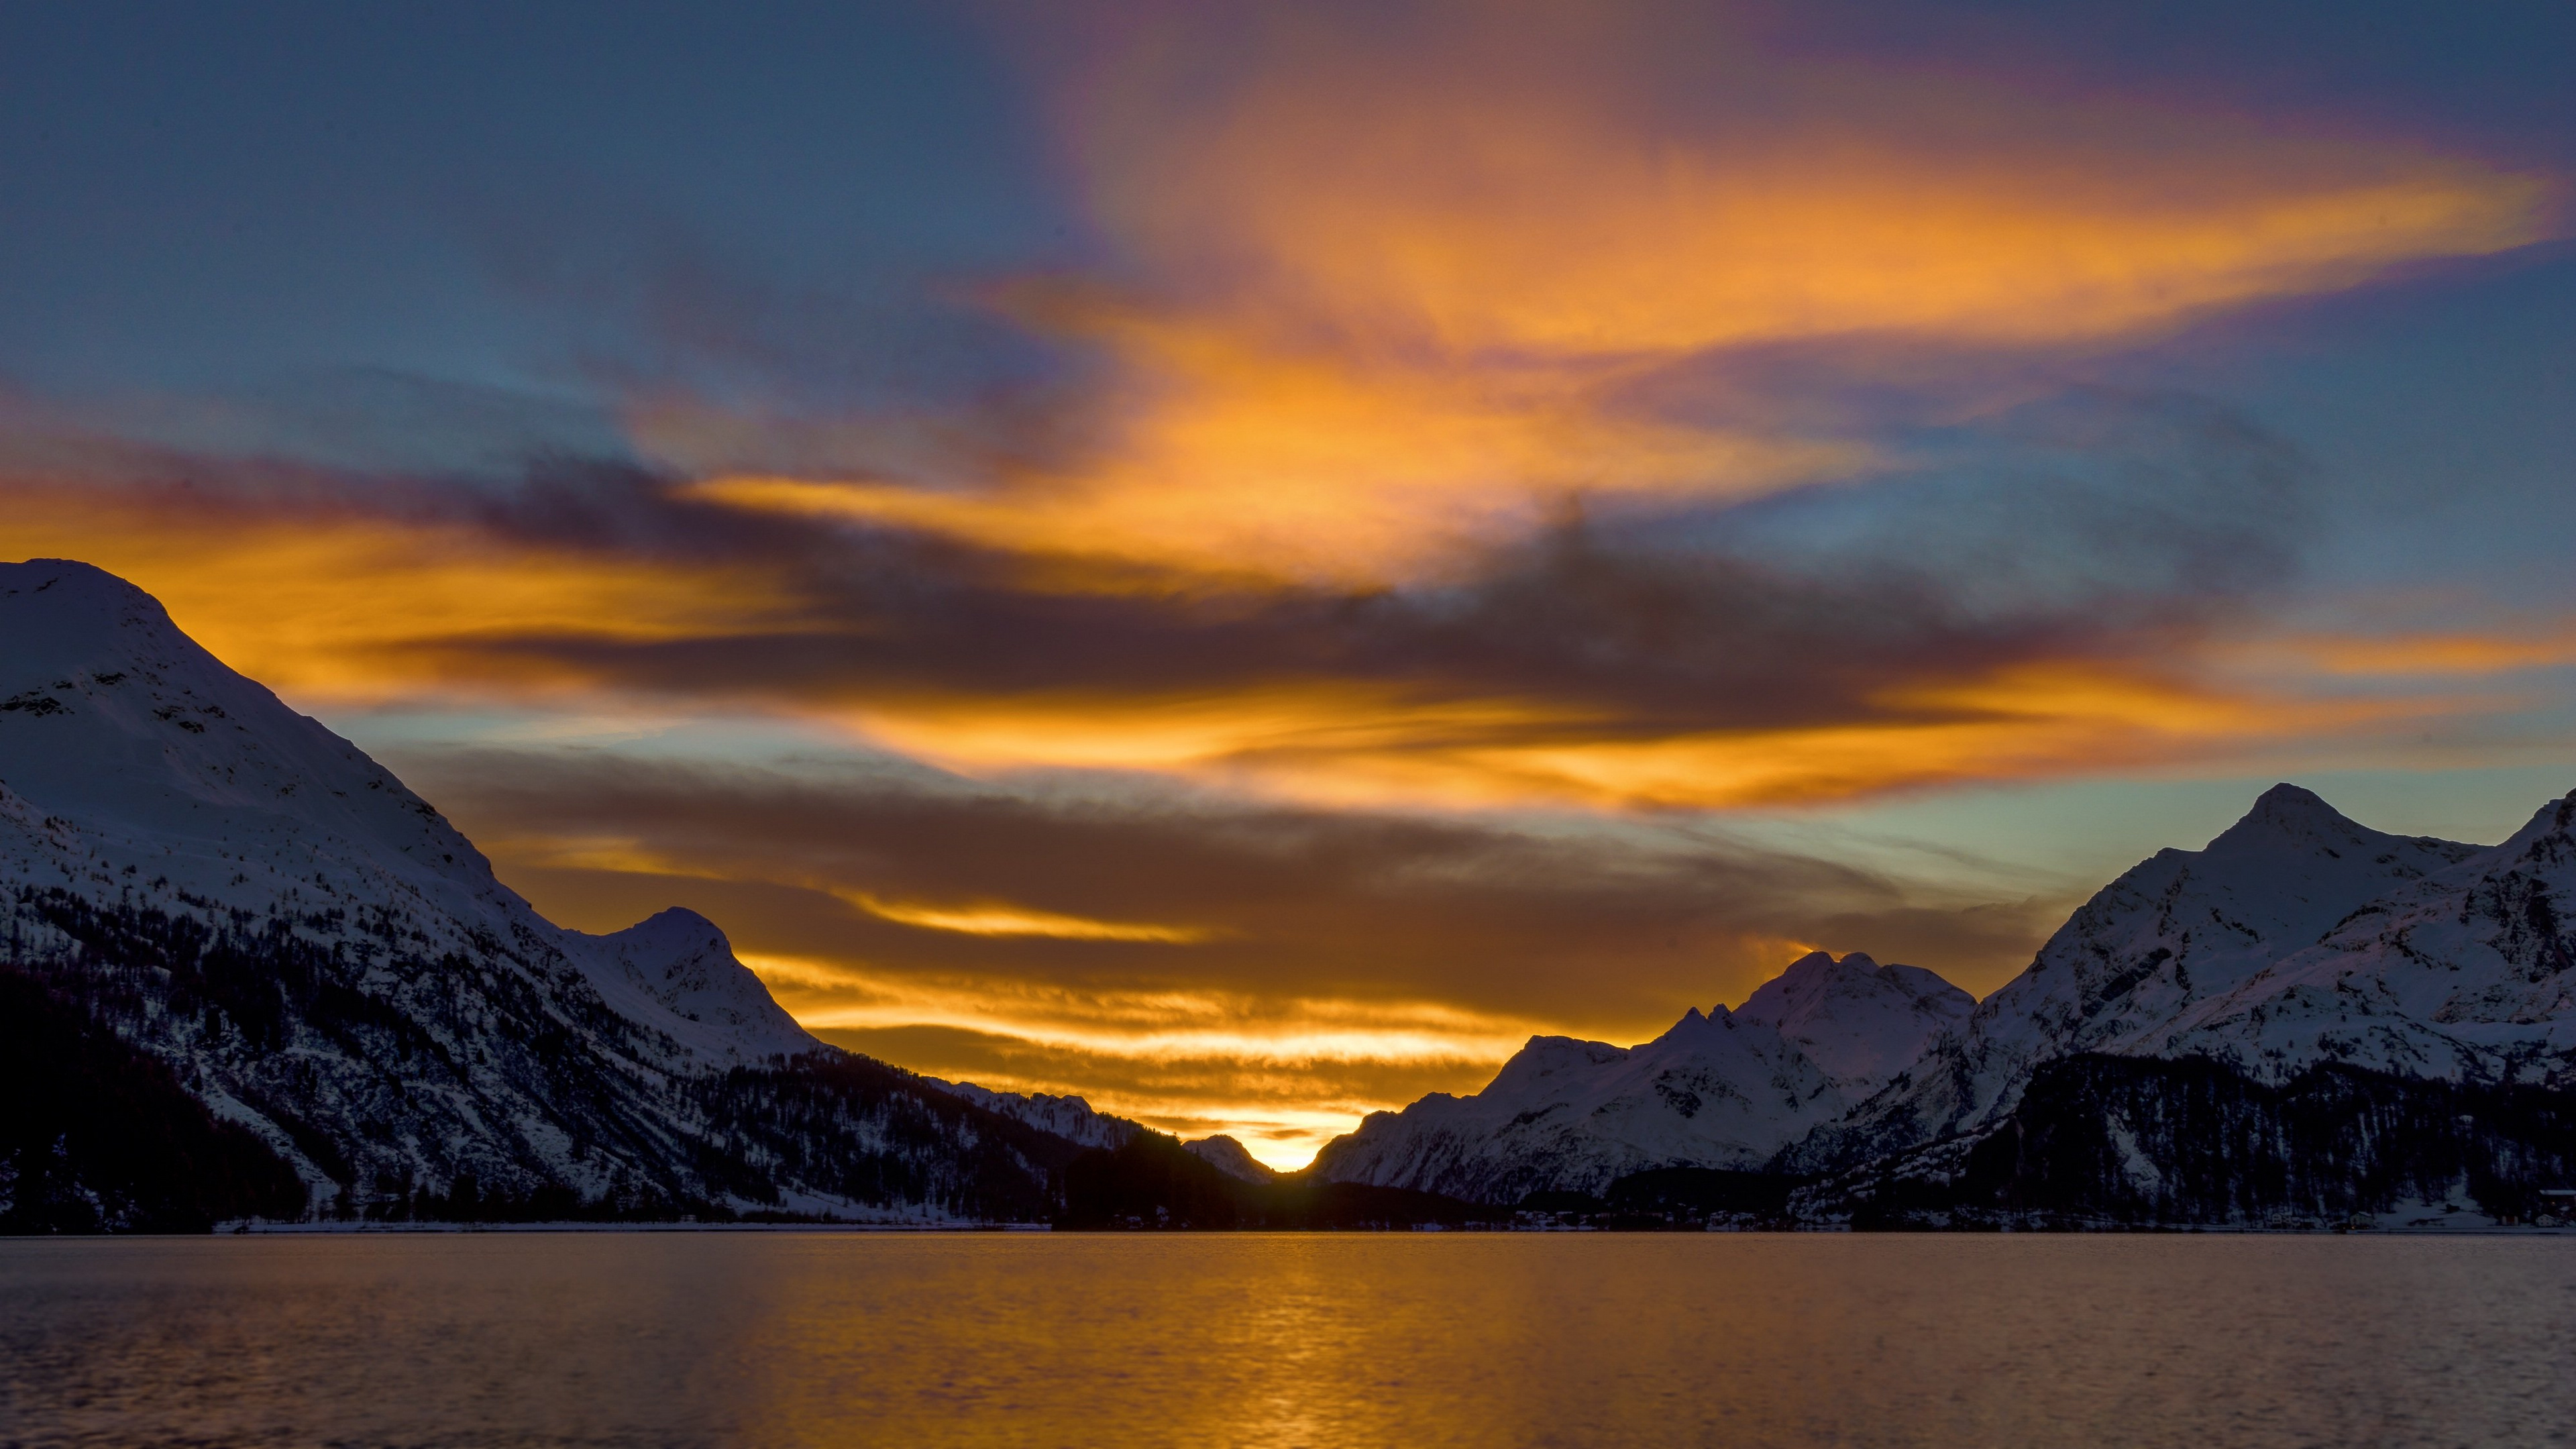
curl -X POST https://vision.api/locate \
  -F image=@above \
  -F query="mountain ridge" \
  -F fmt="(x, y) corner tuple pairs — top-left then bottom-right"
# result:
(0, 559), (1142, 1225)
(1318, 780), (2576, 1220)
(1309, 949), (1973, 1199)
(9, 559), (2572, 1230)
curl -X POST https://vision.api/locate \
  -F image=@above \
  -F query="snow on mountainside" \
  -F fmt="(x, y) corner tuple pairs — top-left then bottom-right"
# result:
(0, 560), (1090, 1222)
(1806, 783), (2576, 1167)
(0, 559), (808, 1068)
(2132, 790), (2576, 1081)
(1183, 1134), (1279, 1183)
(594, 908), (813, 1061)
(1311, 951), (1971, 1201)
(1321, 782), (2576, 1205)
(15, 559), (2565, 1227)
(925, 1079), (1144, 1150)
(1737, 951), (1973, 1091)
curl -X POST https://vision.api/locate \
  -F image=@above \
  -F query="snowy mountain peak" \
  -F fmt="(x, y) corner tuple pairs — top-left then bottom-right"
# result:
(1800, 782), (2575, 1175)
(1485, 1035), (1633, 1095)
(1735, 950), (1973, 1089)
(594, 908), (813, 1061)
(0, 558), (528, 936)
(2244, 780), (2343, 823)
(2, 561), (1182, 1222)
(616, 906), (727, 953)
(0, 558), (830, 1065)
(2202, 782), (2376, 862)
(1, 556), (163, 616)
(1183, 1134), (1280, 1183)
(1312, 949), (1972, 1200)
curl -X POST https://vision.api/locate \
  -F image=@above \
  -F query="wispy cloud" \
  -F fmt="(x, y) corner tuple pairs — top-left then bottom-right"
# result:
(836, 891), (1220, 943)
(388, 743), (2070, 1165)
(724, 0), (2548, 585)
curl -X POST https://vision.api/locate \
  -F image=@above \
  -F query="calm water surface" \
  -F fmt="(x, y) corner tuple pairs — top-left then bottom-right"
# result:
(2, 1233), (2569, 1448)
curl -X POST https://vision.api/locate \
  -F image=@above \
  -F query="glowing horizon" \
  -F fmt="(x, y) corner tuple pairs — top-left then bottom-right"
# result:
(3, 0), (2571, 1161)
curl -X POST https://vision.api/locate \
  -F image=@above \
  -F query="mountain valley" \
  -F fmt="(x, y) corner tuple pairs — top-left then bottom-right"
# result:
(6, 559), (2573, 1232)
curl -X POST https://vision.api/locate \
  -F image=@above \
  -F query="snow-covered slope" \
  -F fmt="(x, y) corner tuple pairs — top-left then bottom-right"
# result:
(2129, 790), (2576, 1082)
(0, 559), (812, 1065)
(592, 908), (814, 1061)
(1736, 951), (1973, 1093)
(1311, 951), (1972, 1201)
(0, 559), (1083, 1222)
(1807, 783), (2576, 1167)
(1183, 1134), (1279, 1183)
(1319, 783), (2576, 1205)
(925, 1079), (1144, 1151)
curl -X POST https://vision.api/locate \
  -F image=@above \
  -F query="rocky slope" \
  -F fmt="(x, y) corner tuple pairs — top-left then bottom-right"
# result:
(0, 559), (1114, 1225)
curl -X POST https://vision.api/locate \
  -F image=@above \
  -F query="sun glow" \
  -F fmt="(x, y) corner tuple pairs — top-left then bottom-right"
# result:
(739, 952), (1544, 1168)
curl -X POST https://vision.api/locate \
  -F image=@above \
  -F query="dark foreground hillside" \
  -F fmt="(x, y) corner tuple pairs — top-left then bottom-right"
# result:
(1026, 1057), (2576, 1233)
(6, 889), (1099, 1229)
(1812, 1055), (2576, 1229)
(0, 966), (307, 1233)
(1352, 1059), (2576, 1232)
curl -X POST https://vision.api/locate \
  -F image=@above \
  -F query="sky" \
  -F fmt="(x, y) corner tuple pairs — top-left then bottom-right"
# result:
(3, 0), (2571, 1167)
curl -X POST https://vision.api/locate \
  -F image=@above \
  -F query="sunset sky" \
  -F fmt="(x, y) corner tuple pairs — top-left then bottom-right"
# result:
(4, 0), (2571, 1165)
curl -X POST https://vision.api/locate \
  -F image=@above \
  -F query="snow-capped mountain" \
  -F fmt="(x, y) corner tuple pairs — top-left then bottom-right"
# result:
(1318, 784), (2576, 1214)
(1311, 951), (1972, 1201)
(0, 560), (808, 1064)
(1735, 951), (1974, 1092)
(2137, 790), (2576, 1079)
(1809, 783), (2576, 1168)
(1183, 1134), (1279, 1183)
(592, 907), (816, 1062)
(0, 559), (1091, 1224)
(13, 557), (2567, 1230)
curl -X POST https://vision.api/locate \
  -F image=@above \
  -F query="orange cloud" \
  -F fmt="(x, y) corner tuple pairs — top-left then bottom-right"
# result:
(1087, 36), (2548, 355)
(2264, 625), (2576, 678)
(741, 951), (1542, 1167)
(8, 5), (2561, 820)
(5, 475), (2541, 814)
(0, 482), (803, 704)
(695, 5), (2553, 585)
(837, 890), (1221, 943)
(813, 659), (2432, 811)
(684, 331), (1860, 587)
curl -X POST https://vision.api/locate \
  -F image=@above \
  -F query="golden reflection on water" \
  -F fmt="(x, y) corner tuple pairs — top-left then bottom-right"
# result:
(3, 1234), (2572, 1448)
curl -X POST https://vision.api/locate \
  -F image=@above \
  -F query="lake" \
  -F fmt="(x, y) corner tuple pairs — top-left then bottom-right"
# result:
(2, 1233), (2569, 1448)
